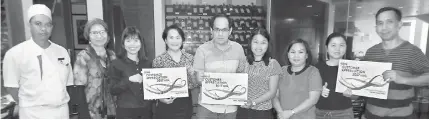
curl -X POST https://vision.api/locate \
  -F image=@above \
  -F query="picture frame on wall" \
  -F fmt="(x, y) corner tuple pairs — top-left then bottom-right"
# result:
(72, 15), (88, 49)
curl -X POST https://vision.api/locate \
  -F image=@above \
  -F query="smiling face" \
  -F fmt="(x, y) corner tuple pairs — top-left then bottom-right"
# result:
(29, 14), (52, 41)
(288, 43), (308, 67)
(375, 10), (402, 41)
(166, 29), (183, 51)
(89, 24), (108, 47)
(327, 37), (347, 59)
(251, 34), (268, 57)
(124, 35), (141, 55)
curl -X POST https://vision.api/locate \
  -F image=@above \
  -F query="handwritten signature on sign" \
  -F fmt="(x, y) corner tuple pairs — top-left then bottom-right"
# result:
(203, 85), (247, 100)
(339, 75), (389, 90)
(145, 78), (187, 94)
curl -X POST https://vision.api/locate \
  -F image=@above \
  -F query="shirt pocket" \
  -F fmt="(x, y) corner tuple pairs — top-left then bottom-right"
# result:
(56, 57), (71, 85)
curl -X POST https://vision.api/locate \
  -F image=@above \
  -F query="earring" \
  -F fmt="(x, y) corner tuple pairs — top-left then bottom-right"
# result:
(325, 52), (329, 61)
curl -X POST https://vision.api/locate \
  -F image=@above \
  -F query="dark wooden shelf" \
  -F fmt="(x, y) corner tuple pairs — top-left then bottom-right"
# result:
(180, 29), (257, 32)
(165, 15), (265, 20)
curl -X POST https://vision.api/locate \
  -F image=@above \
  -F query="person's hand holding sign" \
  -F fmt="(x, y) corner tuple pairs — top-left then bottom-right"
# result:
(241, 100), (255, 108)
(383, 70), (407, 84)
(129, 74), (143, 83)
(342, 88), (352, 97)
(159, 97), (176, 104)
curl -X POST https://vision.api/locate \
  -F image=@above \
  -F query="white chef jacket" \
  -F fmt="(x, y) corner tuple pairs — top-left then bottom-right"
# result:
(2, 38), (73, 118)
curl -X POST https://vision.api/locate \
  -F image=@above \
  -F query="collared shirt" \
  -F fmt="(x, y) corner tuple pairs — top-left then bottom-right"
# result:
(363, 41), (429, 118)
(3, 38), (73, 107)
(193, 40), (247, 113)
(152, 50), (197, 89)
(109, 56), (154, 108)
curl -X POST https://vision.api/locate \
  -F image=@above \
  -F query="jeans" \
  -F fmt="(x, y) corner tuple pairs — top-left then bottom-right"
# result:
(315, 107), (354, 119)
(236, 107), (274, 119)
(195, 105), (237, 119)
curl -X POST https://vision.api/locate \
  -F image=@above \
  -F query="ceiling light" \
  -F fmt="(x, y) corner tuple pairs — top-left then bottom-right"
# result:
(349, 16), (352, 17)
(314, 14), (319, 16)
(357, 6), (362, 9)
(306, 5), (312, 8)
(399, 6), (403, 9)
(284, 18), (295, 22)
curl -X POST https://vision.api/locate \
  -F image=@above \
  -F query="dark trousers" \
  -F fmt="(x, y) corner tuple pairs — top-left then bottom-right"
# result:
(195, 104), (237, 119)
(153, 97), (193, 119)
(116, 107), (153, 119)
(236, 107), (274, 119)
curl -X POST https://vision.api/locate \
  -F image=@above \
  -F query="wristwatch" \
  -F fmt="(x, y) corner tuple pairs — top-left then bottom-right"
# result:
(251, 101), (256, 106)
(291, 110), (296, 115)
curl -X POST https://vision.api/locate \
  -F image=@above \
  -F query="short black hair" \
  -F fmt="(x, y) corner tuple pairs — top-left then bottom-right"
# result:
(325, 32), (347, 60)
(325, 32), (346, 46)
(209, 14), (232, 29)
(375, 7), (402, 21)
(162, 24), (185, 50)
(283, 39), (313, 66)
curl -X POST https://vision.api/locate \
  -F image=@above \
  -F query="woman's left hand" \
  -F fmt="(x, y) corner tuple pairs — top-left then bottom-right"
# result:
(240, 100), (253, 108)
(278, 110), (294, 119)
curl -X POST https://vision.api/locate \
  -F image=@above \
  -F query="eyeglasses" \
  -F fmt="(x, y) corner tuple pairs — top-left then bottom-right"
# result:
(90, 30), (107, 36)
(212, 28), (230, 32)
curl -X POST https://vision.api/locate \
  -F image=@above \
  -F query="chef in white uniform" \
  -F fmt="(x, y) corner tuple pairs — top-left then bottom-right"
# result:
(2, 4), (73, 119)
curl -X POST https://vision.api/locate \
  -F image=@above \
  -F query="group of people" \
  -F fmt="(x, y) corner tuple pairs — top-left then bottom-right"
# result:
(2, 4), (429, 119)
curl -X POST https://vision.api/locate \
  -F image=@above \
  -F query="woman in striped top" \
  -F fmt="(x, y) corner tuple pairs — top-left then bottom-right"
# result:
(236, 28), (281, 119)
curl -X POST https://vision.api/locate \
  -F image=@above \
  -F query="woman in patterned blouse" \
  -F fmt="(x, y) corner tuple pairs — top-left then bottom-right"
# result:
(73, 18), (116, 119)
(236, 28), (282, 119)
(152, 25), (197, 119)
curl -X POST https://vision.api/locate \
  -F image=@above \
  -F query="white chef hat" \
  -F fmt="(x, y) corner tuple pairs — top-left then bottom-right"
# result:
(27, 4), (52, 23)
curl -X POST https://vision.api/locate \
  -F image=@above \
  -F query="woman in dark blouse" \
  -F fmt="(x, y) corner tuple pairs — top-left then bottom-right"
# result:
(152, 25), (197, 119)
(315, 33), (354, 119)
(108, 26), (154, 119)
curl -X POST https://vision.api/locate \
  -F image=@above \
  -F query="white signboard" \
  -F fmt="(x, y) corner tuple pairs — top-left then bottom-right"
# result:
(335, 59), (392, 99)
(142, 67), (189, 99)
(201, 72), (248, 105)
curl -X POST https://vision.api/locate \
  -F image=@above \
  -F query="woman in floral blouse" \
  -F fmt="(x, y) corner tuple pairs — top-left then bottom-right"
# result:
(152, 25), (197, 119)
(73, 18), (116, 118)
(236, 28), (281, 119)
